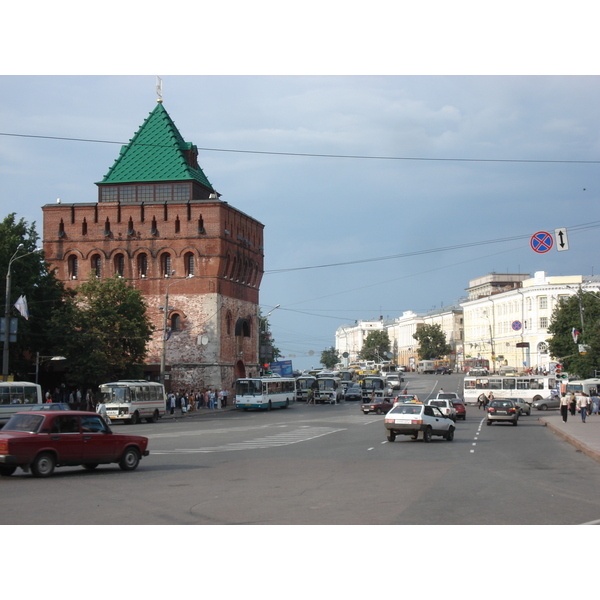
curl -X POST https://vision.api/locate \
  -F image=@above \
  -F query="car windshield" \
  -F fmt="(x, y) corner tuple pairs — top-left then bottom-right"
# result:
(437, 394), (455, 399)
(491, 401), (514, 408)
(2, 413), (45, 433)
(429, 400), (446, 407)
(389, 404), (422, 415)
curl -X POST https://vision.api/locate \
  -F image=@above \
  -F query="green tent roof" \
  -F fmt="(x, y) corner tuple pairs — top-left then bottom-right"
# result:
(98, 102), (215, 190)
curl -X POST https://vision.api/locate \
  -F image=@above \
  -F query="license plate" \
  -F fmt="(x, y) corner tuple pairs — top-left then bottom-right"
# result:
(497, 411), (507, 414)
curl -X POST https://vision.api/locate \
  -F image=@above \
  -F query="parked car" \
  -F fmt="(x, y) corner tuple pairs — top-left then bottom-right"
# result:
(361, 396), (395, 415)
(532, 396), (560, 411)
(486, 400), (519, 426)
(427, 398), (457, 421)
(343, 383), (362, 401)
(384, 403), (456, 442)
(0, 410), (149, 477)
(452, 400), (467, 420)
(506, 397), (531, 415)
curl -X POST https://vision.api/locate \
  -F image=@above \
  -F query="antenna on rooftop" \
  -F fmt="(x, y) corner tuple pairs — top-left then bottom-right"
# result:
(156, 76), (163, 103)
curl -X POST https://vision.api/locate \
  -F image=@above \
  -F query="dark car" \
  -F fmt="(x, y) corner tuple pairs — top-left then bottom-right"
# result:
(361, 396), (395, 415)
(486, 400), (519, 426)
(0, 410), (149, 477)
(436, 366), (452, 375)
(344, 383), (362, 401)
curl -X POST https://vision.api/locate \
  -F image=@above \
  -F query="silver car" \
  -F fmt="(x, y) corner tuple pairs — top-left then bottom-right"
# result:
(486, 399), (519, 426)
(532, 395), (560, 411)
(506, 397), (531, 416)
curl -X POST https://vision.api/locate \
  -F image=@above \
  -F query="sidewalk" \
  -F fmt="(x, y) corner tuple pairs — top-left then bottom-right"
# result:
(162, 404), (237, 420)
(537, 411), (600, 464)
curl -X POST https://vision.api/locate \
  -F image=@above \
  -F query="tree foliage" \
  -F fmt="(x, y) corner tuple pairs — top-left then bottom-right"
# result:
(320, 346), (339, 369)
(48, 275), (154, 389)
(547, 291), (600, 378)
(258, 308), (281, 363)
(0, 214), (69, 379)
(359, 330), (391, 362)
(412, 323), (452, 360)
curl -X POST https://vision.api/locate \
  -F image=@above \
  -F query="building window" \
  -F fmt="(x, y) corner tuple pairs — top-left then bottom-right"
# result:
(114, 253), (125, 277)
(175, 216), (181, 234)
(138, 253), (148, 278)
(539, 296), (548, 309)
(539, 317), (548, 329)
(119, 186), (136, 203)
(92, 254), (102, 278)
(161, 253), (172, 277)
(171, 313), (181, 332)
(138, 186), (153, 203)
(173, 184), (189, 201)
(68, 255), (78, 279)
(82, 218), (88, 236)
(156, 185), (171, 202)
(526, 298), (532, 311)
(184, 252), (194, 277)
(104, 218), (111, 236)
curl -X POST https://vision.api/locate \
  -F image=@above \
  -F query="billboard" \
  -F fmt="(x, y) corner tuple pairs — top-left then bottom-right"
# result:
(270, 360), (293, 377)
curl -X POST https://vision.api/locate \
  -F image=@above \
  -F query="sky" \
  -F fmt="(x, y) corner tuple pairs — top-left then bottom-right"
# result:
(2, 74), (599, 371)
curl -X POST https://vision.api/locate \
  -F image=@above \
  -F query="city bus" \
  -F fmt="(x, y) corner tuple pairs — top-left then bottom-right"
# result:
(463, 375), (556, 405)
(235, 376), (296, 410)
(98, 380), (166, 424)
(295, 375), (317, 402)
(361, 375), (386, 399)
(564, 378), (600, 397)
(316, 376), (342, 404)
(463, 358), (490, 373)
(0, 381), (43, 424)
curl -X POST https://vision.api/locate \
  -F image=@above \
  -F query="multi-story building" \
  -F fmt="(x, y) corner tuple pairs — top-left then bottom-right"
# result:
(461, 271), (600, 372)
(42, 100), (264, 392)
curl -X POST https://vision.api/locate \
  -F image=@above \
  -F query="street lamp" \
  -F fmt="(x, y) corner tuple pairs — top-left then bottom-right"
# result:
(159, 273), (193, 384)
(3, 244), (42, 379)
(259, 304), (280, 374)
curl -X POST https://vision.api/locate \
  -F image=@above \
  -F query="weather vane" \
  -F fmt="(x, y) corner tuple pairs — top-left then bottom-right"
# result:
(156, 76), (163, 103)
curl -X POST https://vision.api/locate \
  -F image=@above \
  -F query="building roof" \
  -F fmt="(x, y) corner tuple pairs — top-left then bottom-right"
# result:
(97, 102), (215, 191)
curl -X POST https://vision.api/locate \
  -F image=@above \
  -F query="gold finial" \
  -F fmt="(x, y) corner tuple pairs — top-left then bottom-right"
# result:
(156, 76), (163, 103)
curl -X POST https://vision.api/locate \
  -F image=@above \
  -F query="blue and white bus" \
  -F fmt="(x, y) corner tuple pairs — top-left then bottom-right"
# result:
(235, 376), (296, 411)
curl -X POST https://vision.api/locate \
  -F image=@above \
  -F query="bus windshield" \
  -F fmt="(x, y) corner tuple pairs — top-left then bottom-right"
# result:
(99, 386), (130, 404)
(236, 380), (262, 396)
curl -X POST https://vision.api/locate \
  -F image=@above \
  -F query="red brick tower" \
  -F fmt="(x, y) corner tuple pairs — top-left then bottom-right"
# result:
(42, 100), (264, 392)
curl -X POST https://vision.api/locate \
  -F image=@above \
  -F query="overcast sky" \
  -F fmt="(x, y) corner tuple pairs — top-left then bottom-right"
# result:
(2, 74), (599, 371)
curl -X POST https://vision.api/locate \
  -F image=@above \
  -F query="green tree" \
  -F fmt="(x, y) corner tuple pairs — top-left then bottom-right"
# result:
(0, 213), (70, 380)
(359, 330), (391, 362)
(412, 323), (452, 360)
(49, 275), (154, 389)
(547, 290), (600, 378)
(320, 346), (339, 369)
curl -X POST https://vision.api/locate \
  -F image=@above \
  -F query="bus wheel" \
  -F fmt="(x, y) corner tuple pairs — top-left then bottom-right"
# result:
(268, 401), (272, 411)
(146, 410), (159, 423)
(130, 411), (140, 424)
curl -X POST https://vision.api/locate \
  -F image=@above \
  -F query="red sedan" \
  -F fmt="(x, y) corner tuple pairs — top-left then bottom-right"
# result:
(0, 410), (149, 477)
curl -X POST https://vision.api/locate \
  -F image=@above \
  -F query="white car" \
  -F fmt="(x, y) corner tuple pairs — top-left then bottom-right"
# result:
(427, 398), (457, 421)
(384, 403), (455, 442)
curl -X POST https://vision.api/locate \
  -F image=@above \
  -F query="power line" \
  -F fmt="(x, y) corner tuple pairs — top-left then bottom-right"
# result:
(2, 131), (600, 164)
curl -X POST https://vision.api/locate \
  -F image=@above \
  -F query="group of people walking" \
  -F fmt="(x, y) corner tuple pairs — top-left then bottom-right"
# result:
(45, 386), (95, 411)
(167, 388), (229, 415)
(559, 391), (598, 423)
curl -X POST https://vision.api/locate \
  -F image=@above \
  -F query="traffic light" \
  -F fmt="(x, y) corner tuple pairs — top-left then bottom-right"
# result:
(263, 363), (272, 374)
(555, 364), (562, 374)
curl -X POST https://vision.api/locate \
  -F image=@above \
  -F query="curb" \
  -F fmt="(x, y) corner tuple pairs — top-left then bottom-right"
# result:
(539, 417), (600, 464)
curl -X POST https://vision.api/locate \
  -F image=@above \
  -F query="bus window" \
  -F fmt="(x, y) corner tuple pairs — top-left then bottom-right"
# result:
(502, 378), (516, 390)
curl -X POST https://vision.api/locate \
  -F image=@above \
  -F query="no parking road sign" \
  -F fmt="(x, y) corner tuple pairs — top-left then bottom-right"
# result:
(530, 231), (554, 253)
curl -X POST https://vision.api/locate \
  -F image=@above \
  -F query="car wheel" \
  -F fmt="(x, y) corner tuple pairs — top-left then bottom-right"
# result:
(0, 466), (17, 477)
(376, 408), (383, 415)
(423, 426), (432, 443)
(445, 428), (455, 441)
(513, 420), (518, 426)
(119, 447), (140, 471)
(387, 431), (396, 442)
(540, 404), (548, 411)
(486, 420), (492, 426)
(83, 463), (99, 471)
(31, 452), (56, 478)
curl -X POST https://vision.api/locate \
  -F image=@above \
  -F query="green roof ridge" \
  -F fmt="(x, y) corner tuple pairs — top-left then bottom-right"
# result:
(97, 103), (215, 191)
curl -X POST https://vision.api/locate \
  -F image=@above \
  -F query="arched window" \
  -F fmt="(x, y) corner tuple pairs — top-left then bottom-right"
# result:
(114, 253), (125, 277)
(171, 313), (181, 332)
(104, 218), (111, 236)
(184, 252), (195, 277)
(161, 253), (172, 277)
(138, 253), (148, 278)
(175, 216), (181, 234)
(82, 218), (88, 236)
(91, 254), (102, 278)
(226, 311), (232, 335)
(68, 255), (78, 280)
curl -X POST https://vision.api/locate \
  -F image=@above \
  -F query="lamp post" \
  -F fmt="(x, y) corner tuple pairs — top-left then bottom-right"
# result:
(3, 245), (42, 379)
(259, 304), (280, 374)
(159, 273), (193, 385)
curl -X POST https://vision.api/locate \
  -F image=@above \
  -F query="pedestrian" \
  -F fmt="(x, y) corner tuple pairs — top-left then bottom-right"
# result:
(180, 393), (187, 416)
(307, 388), (314, 404)
(68, 390), (75, 408)
(204, 388), (210, 409)
(96, 399), (110, 425)
(218, 389), (225, 409)
(477, 393), (486, 410)
(169, 393), (176, 415)
(76, 388), (82, 410)
(568, 391), (577, 416)
(45, 390), (52, 403)
(486, 392), (494, 408)
(208, 389), (216, 409)
(86, 389), (94, 411)
(591, 392), (599, 416)
(577, 393), (590, 423)
(559, 393), (570, 423)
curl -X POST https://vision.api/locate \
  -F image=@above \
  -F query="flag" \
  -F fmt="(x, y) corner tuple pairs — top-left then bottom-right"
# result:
(14, 295), (29, 320)
(572, 327), (579, 343)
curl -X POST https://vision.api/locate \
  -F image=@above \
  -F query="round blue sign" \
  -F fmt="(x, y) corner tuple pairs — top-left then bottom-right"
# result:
(512, 320), (522, 331)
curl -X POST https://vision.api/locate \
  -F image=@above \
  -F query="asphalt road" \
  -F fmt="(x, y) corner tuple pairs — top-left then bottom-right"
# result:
(2, 373), (599, 525)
